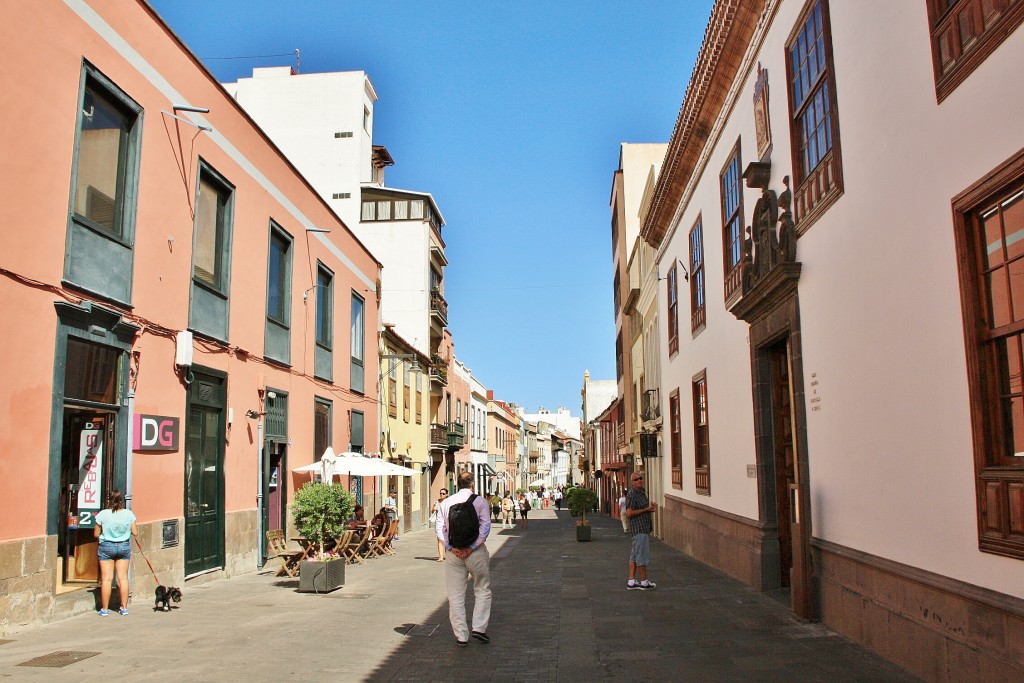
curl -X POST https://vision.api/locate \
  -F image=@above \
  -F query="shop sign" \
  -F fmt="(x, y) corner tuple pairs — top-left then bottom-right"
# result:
(133, 414), (180, 451)
(77, 428), (103, 528)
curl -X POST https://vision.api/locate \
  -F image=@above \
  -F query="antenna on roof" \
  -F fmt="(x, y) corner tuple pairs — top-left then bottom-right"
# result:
(294, 49), (300, 74)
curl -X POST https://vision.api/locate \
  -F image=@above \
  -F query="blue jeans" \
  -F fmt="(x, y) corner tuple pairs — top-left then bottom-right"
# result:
(629, 533), (650, 566)
(98, 539), (131, 561)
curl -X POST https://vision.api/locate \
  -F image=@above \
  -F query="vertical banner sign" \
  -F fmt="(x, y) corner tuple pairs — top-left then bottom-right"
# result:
(77, 427), (103, 528)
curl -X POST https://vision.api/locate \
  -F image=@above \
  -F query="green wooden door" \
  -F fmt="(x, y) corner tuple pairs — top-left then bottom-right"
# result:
(184, 373), (225, 576)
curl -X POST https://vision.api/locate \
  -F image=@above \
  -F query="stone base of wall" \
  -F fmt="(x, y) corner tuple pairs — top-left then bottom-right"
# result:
(660, 495), (777, 590)
(0, 508), (265, 635)
(814, 539), (1024, 682)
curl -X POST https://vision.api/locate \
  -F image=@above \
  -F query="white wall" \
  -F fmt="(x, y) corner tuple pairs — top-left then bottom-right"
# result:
(657, 0), (1024, 598)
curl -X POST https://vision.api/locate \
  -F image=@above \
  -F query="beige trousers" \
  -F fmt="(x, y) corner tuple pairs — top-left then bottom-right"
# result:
(444, 544), (491, 641)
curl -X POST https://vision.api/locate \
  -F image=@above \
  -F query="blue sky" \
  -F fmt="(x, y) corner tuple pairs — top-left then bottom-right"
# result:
(149, 0), (713, 415)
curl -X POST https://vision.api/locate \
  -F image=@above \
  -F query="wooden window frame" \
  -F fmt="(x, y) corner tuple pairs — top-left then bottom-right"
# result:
(669, 388), (682, 490)
(953, 145), (1024, 559)
(388, 358), (398, 418)
(403, 364), (411, 423)
(689, 216), (706, 334)
(315, 264), (333, 350)
(785, 0), (844, 235)
(350, 292), (365, 394)
(693, 370), (710, 496)
(927, 0), (1024, 103)
(667, 261), (679, 356)
(720, 141), (745, 302)
(314, 398), (332, 461)
(266, 223), (293, 328)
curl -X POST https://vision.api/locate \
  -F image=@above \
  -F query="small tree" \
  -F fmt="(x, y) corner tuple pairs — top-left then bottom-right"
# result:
(565, 487), (598, 526)
(291, 482), (354, 558)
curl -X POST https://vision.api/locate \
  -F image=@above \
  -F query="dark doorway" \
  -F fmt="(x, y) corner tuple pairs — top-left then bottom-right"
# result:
(769, 340), (797, 588)
(59, 410), (115, 584)
(184, 372), (225, 577)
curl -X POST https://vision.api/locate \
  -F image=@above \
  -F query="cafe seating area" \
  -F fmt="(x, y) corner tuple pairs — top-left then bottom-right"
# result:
(267, 520), (402, 579)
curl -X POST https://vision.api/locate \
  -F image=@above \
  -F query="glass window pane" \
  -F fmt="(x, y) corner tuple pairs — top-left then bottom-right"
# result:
(75, 85), (129, 236)
(1002, 191), (1024, 260)
(1010, 258), (1024, 323)
(351, 294), (364, 361)
(267, 232), (288, 322)
(982, 206), (1005, 269)
(997, 335), (1022, 395)
(195, 176), (224, 287)
(316, 269), (332, 347)
(64, 337), (119, 404)
(1003, 396), (1024, 457)
(361, 202), (375, 221)
(988, 266), (1011, 328)
(377, 201), (391, 220)
(394, 200), (409, 219)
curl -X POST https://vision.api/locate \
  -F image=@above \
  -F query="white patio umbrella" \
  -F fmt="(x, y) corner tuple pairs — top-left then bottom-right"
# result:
(293, 450), (392, 478)
(378, 460), (419, 476)
(529, 479), (547, 487)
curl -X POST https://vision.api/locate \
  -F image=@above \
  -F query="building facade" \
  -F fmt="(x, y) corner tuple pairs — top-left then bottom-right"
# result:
(1, 0), (380, 633)
(640, 0), (1024, 678)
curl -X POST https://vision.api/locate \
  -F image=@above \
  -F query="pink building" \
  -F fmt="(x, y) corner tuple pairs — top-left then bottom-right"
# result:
(0, 0), (380, 631)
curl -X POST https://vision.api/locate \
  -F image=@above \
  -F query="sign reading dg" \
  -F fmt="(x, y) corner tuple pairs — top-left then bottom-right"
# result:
(133, 414), (180, 451)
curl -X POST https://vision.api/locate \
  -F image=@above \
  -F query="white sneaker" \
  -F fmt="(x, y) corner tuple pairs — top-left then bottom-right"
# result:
(639, 581), (657, 590)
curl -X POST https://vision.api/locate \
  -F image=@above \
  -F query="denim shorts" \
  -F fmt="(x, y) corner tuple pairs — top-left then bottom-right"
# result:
(629, 532), (651, 566)
(97, 539), (131, 561)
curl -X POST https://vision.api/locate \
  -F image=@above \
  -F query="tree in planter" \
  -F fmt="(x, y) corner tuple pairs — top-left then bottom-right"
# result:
(291, 482), (355, 559)
(565, 487), (598, 526)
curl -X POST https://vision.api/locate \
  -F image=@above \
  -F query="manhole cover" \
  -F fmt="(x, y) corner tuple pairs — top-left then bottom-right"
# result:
(17, 651), (100, 668)
(404, 624), (439, 637)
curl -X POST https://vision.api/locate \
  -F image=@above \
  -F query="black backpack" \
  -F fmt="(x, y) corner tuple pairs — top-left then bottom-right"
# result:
(447, 493), (479, 549)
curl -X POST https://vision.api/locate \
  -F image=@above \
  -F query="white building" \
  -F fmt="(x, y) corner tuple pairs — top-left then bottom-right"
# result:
(640, 1), (1024, 678)
(519, 406), (582, 440)
(223, 67), (448, 360)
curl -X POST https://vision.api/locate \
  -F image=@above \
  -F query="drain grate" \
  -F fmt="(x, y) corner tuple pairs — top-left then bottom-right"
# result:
(17, 651), (100, 668)
(404, 624), (439, 637)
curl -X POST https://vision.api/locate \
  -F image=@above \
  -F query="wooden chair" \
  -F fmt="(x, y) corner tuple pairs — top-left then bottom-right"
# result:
(266, 529), (303, 577)
(364, 523), (391, 559)
(344, 525), (373, 564)
(381, 520), (400, 556)
(331, 530), (353, 559)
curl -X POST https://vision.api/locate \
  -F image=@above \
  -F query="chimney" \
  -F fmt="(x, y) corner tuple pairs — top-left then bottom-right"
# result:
(487, 390), (494, 401)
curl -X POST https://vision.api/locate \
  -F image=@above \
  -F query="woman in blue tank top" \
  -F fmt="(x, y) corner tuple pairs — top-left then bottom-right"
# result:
(94, 490), (138, 616)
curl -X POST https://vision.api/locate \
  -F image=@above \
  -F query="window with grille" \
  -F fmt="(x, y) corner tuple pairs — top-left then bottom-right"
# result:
(954, 148), (1024, 558)
(669, 389), (682, 489)
(720, 143), (744, 301)
(693, 371), (710, 495)
(927, 0), (1023, 102)
(786, 0), (844, 230)
(689, 217), (706, 333)
(668, 261), (679, 355)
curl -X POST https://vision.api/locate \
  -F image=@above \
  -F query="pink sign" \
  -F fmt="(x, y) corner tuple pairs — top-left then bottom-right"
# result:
(133, 414), (180, 451)
(77, 428), (103, 515)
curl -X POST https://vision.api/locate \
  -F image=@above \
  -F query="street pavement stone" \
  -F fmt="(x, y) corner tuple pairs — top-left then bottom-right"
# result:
(0, 509), (920, 682)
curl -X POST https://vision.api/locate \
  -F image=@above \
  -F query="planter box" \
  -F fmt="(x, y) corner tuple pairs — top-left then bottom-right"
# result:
(576, 524), (592, 542)
(298, 559), (345, 593)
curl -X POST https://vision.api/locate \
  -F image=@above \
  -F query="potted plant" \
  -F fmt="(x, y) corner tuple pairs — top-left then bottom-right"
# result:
(565, 487), (598, 542)
(291, 481), (354, 592)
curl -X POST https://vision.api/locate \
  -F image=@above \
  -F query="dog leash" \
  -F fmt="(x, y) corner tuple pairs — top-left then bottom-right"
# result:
(134, 536), (162, 586)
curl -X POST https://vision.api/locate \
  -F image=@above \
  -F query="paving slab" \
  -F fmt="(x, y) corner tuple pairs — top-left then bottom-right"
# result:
(0, 509), (919, 682)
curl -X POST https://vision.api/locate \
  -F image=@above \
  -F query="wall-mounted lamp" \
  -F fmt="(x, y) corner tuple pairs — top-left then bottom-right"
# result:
(306, 227), (332, 234)
(172, 104), (210, 113)
(161, 109), (212, 132)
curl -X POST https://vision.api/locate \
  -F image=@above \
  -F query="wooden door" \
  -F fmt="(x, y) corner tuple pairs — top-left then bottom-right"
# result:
(184, 374), (225, 576)
(769, 342), (796, 587)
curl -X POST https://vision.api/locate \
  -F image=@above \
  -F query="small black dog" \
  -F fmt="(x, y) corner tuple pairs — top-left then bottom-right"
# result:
(154, 585), (182, 612)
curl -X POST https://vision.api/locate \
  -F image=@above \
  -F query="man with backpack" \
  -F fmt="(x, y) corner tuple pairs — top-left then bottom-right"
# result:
(435, 471), (492, 647)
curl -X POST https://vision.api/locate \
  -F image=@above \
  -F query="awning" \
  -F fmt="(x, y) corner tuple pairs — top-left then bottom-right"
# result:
(478, 463), (497, 476)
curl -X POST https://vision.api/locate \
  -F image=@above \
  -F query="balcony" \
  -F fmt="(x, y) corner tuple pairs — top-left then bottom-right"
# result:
(430, 424), (448, 449)
(430, 290), (448, 327)
(447, 422), (466, 449)
(429, 362), (448, 387)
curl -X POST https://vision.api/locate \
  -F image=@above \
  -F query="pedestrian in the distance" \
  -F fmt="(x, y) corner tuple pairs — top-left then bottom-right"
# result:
(435, 471), (492, 647)
(501, 493), (514, 529)
(94, 490), (138, 616)
(618, 488), (629, 534)
(429, 488), (448, 561)
(543, 487), (550, 509)
(519, 493), (530, 529)
(625, 473), (657, 590)
(554, 487), (563, 510)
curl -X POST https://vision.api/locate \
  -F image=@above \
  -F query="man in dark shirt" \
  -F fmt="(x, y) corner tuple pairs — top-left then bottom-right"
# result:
(625, 472), (657, 590)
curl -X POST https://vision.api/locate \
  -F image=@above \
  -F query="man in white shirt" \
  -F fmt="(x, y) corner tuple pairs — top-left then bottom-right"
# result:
(435, 471), (492, 646)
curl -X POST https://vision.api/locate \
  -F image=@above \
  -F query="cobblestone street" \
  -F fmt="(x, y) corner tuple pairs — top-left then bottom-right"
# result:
(0, 509), (917, 682)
